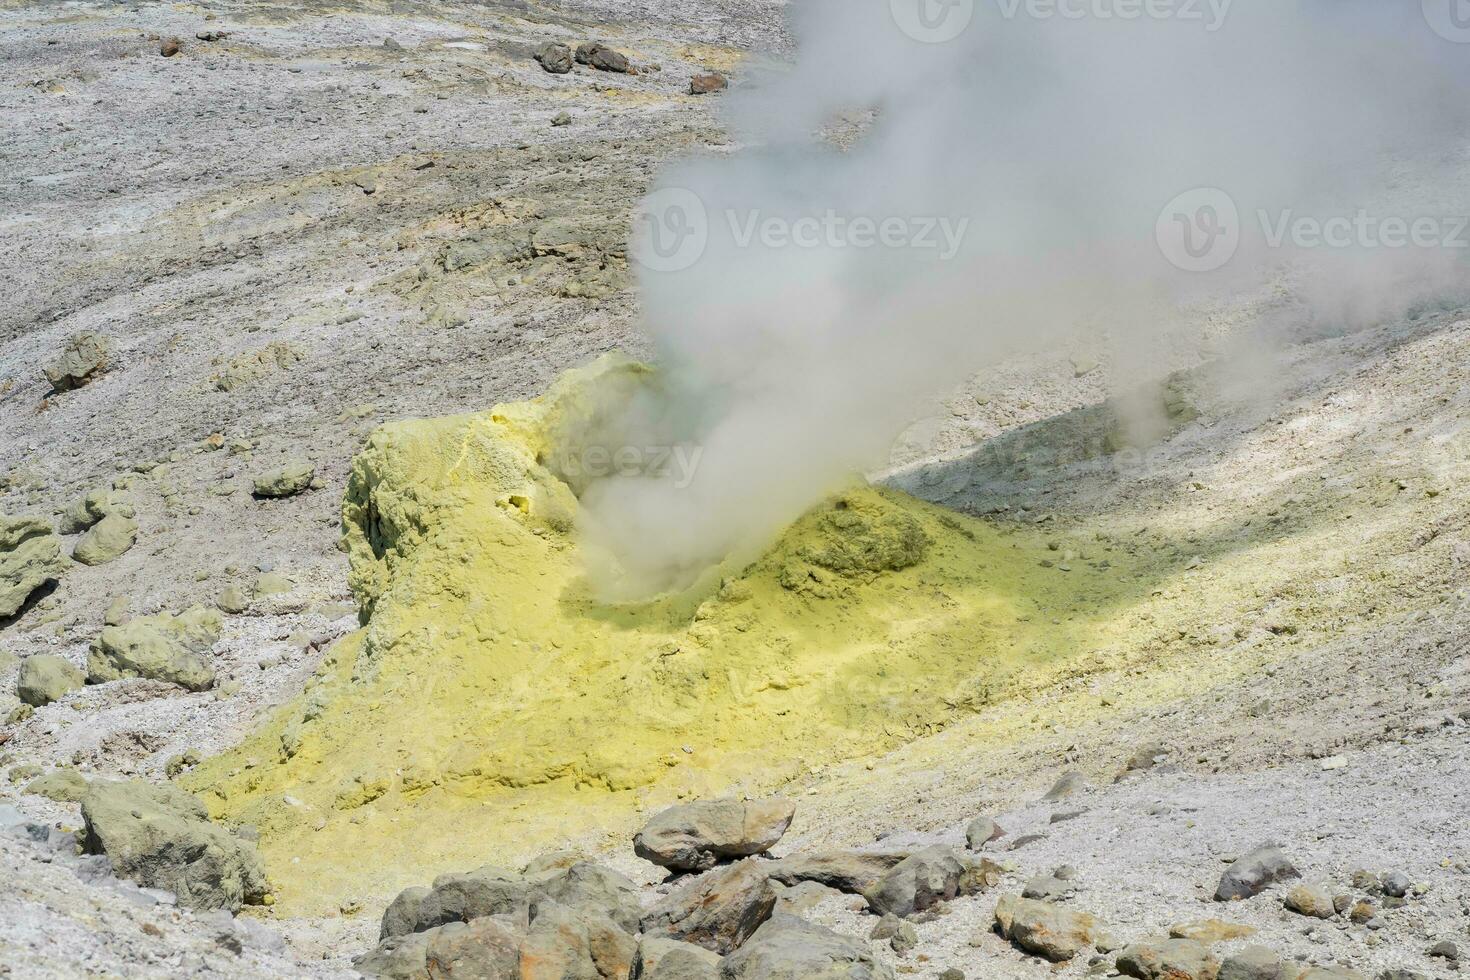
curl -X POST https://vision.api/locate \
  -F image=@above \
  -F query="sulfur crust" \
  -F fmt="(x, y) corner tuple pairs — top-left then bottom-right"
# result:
(186, 354), (1155, 913)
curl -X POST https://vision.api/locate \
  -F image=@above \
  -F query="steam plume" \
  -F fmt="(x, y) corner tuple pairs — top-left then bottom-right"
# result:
(577, 0), (1470, 598)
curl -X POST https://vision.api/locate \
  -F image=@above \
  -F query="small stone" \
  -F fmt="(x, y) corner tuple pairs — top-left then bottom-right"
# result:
(253, 572), (293, 596)
(25, 768), (89, 802)
(864, 845), (966, 917)
(690, 72), (728, 95)
(1168, 919), (1256, 943)
(1042, 771), (1090, 801)
(160, 37), (181, 57)
(964, 816), (1004, 850)
(993, 895), (1101, 962)
(1284, 884), (1335, 919)
(1116, 939), (1219, 980)
(1348, 900), (1375, 924)
(104, 596), (130, 626)
(43, 332), (109, 392)
(252, 461), (315, 499)
(1380, 871), (1411, 898)
(1022, 875), (1070, 901)
(1428, 940), (1459, 961)
(535, 41), (573, 73)
(217, 586), (250, 614)
(889, 919), (917, 954)
(551, 111), (572, 127)
(17, 654), (84, 707)
(1218, 946), (1292, 980)
(574, 41), (631, 73)
(1214, 844), (1299, 902)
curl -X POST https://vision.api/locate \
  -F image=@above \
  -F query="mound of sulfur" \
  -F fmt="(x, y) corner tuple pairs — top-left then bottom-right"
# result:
(188, 355), (1129, 913)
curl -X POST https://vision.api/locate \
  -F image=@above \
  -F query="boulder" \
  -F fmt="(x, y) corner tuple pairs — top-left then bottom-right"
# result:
(26, 768), (89, 802)
(1215, 845), (1299, 902)
(535, 42), (573, 74)
(1284, 884), (1335, 919)
(1218, 947), (1295, 980)
(863, 845), (965, 917)
(519, 902), (635, 980)
(721, 913), (894, 980)
(57, 489), (133, 535)
(631, 937), (721, 979)
(0, 517), (68, 619)
(426, 917), (523, 978)
(87, 606), (220, 691)
(767, 850), (910, 895)
(994, 895), (1101, 962)
(964, 816), (1005, 850)
(252, 460), (315, 499)
(17, 654), (85, 706)
(641, 858), (777, 955)
(72, 513), (137, 565)
(43, 332), (109, 392)
(1116, 939), (1220, 980)
(80, 778), (268, 911)
(634, 798), (796, 871)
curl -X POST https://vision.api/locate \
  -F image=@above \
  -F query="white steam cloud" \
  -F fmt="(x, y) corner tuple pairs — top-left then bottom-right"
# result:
(576, 0), (1470, 598)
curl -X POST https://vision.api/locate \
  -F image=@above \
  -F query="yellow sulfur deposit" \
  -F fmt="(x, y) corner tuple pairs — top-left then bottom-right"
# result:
(187, 355), (1151, 913)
